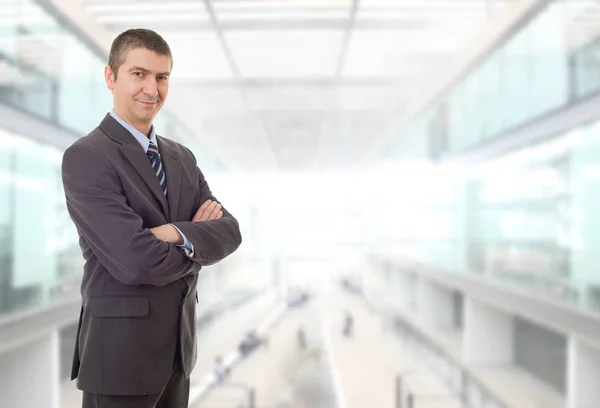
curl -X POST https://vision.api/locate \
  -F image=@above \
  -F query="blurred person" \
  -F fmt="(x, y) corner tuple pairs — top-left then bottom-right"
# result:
(238, 329), (263, 356)
(343, 311), (354, 337)
(61, 28), (242, 408)
(212, 355), (229, 382)
(296, 326), (306, 349)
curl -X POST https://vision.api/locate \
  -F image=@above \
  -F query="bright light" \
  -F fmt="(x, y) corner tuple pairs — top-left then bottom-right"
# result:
(87, 3), (207, 13)
(214, 0), (352, 11)
(97, 13), (211, 23)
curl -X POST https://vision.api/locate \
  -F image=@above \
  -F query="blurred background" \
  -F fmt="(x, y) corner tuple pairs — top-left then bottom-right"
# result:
(1, 0), (600, 407)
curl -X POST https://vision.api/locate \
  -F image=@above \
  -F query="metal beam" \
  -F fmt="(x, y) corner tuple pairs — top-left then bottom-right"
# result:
(443, 89), (600, 166)
(203, 0), (279, 169)
(0, 295), (80, 355)
(170, 77), (405, 87)
(336, 0), (360, 79)
(203, 0), (242, 81)
(0, 101), (81, 150)
(361, 0), (546, 163)
(312, 0), (360, 169)
(375, 252), (600, 350)
(104, 18), (426, 32)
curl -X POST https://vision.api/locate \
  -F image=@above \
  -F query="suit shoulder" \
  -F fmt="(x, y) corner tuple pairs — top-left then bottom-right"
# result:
(66, 126), (109, 150)
(65, 126), (118, 157)
(63, 127), (114, 167)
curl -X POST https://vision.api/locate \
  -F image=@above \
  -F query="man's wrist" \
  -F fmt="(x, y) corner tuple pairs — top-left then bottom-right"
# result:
(168, 224), (184, 245)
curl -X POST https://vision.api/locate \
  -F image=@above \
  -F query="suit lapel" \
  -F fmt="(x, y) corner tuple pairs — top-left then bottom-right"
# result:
(100, 114), (169, 219)
(157, 137), (182, 222)
(120, 144), (169, 219)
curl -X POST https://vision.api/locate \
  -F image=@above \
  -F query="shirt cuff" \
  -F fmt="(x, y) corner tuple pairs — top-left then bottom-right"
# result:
(171, 224), (195, 258)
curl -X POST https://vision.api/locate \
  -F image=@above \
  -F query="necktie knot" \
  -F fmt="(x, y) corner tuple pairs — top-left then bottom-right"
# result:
(147, 142), (160, 160)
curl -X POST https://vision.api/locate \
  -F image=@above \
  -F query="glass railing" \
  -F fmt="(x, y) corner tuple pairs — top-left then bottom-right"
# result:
(392, 316), (509, 408)
(373, 115), (600, 315)
(386, 0), (600, 160)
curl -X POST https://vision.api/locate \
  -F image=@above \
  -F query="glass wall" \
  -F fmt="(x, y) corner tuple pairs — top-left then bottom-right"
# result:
(377, 117), (600, 313)
(0, 0), (228, 317)
(0, 0), (226, 171)
(0, 128), (82, 317)
(375, 0), (600, 314)
(387, 0), (600, 158)
(465, 118), (600, 311)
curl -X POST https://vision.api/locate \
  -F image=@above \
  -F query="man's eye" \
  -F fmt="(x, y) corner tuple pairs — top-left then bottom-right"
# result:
(134, 72), (143, 77)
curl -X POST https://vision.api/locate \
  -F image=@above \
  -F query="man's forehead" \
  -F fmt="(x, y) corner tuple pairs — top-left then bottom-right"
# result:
(121, 48), (172, 70)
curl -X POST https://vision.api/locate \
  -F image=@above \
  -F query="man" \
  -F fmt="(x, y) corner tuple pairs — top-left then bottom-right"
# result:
(61, 28), (242, 408)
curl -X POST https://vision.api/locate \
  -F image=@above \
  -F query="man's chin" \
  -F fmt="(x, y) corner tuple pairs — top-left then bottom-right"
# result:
(136, 108), (158, 120)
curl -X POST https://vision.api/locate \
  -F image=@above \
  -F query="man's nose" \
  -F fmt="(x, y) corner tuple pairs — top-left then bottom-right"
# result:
(143, 77), (158, 97)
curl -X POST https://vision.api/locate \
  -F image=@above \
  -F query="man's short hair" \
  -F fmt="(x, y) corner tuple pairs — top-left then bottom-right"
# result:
(108, 28), (172, 80)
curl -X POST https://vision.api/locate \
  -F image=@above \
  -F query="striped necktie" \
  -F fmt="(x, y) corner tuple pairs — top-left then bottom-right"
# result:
(147, 141), (167, 196)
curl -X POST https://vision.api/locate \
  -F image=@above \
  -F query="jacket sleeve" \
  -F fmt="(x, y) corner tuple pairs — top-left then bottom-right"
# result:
(170, 167), (242, 266)
(61, 144), (198, 287)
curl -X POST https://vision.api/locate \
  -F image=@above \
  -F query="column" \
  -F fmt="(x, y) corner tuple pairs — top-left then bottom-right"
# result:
(567, 337), (600, 408)
(0, 330), (60, 408)
(463, 297), (514, 364)
(417, 279), (454, 329)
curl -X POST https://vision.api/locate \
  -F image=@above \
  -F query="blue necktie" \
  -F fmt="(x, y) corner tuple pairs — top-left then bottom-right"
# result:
(147, 142), (167, 196)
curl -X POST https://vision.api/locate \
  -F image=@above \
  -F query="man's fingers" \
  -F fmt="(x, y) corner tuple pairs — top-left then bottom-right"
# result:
(198, 199), (213, 215)
(208, 203), (222, 220)
(193, 200), (213, 221)
(193, 201), (222, 222)
(192, 201), (209, 221)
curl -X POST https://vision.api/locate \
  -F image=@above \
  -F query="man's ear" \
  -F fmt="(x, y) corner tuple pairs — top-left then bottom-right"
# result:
(104, 65), (116, 90)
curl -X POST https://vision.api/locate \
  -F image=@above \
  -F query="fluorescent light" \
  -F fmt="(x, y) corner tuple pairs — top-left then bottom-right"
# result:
(225, 29), (344, 42)
(360, 0), (484, 8)
(87, 2), (206, 13)
(357, 9), (485, 20)
(96, 13), (209, 23)
(97, 13), (211, 23)
(217, 11), (350, 21)
(214, 0), (352, 11)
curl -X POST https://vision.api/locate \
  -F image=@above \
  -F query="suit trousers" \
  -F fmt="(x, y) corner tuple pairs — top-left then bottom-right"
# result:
(81, 356), (190, 408)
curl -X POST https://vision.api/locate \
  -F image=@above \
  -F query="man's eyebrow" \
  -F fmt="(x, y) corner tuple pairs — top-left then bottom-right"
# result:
(128, 66), (170, 76)
(128, 66), (150, 73)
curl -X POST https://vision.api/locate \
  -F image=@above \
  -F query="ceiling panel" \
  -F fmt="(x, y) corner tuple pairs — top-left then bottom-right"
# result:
(168, 85), (247, 113)
(244, 85), (334, 111)
(332, 85), (407, 111)
(257, 111), (326, 169)
(342, 28), (480, 78)
(212, 0), (352, 12)
(77, 0), (520, 171)
(313, 111), (391, 167)
(162, 32), (235, 80)
(225, 30), (345, 78)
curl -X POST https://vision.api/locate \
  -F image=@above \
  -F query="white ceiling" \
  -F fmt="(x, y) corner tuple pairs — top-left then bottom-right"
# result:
(80, 0), (517, 171)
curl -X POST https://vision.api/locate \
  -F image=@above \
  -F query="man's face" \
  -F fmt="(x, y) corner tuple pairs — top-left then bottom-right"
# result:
(105, 47), (171, 133)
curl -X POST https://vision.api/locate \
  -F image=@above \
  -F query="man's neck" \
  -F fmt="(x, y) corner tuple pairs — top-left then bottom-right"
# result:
(113, 109), (151, 137)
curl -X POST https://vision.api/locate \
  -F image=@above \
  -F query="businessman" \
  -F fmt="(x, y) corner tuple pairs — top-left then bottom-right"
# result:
(61, 28), (242, 408)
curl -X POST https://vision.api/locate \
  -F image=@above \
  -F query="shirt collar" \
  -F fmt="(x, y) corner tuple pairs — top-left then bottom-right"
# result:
(109, 110), (157, 154)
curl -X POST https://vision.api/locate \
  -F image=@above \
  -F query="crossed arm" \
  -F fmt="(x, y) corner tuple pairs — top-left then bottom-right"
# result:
(62, 144), (241, 287)
(150, 199), (224, 245)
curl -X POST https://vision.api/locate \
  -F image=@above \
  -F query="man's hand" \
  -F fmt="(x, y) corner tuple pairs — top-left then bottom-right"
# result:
(149, 224), (184, 245)
(192, 200), (223, 222)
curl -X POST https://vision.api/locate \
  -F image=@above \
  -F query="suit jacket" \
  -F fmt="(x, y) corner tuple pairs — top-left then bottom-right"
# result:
(61, 113), (242, 396)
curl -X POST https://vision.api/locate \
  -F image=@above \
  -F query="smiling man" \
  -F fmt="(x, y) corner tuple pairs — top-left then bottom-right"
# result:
(61, 29), (242, 408)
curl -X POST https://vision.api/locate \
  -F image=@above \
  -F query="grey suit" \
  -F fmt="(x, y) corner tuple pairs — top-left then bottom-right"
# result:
(61, 113), (241, 400)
